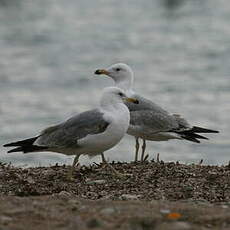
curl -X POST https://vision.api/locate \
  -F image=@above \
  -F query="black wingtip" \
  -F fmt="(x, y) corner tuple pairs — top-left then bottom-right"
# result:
(7, 147), (22, 153)
(3, 143), (13, 147)
(192, 126), (219, 133)
(191, 133), (209, 140)
(3, 136), (39, 148)
(181, 134), (201, 143)
(7, 145), (48, 154)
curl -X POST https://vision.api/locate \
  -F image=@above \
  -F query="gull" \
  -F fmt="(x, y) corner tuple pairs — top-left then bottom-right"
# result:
(3, 86), (138, 177)
(95, 63), (219, 162)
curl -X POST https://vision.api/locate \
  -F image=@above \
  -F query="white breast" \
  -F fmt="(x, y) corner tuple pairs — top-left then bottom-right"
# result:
(78, 103), (130, 156)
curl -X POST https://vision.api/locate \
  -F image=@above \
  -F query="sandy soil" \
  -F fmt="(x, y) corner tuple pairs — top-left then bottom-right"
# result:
(0, 160), (230, 229)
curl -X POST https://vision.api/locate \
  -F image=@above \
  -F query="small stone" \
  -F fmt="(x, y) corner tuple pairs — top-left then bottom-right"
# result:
(58, 191), (72, 198)
(68, 199), (82, 211)
(184, 186), (193, 191)
(221, 205), (229, 209)
(120, 194), (140, 200)
(0, 215), (12, 224)
(171, 222), (191, 230)
(86, 179), (106, 185)
(42, 169), (56, 177)
(207, 171), (218, 180)
(100, 207), (116, 215)
(26, 176), (35, 184)
(160, 209), (171, 214)
(156, 222), (191, 230)
(68, 199), (81, 205)
(84, 192), (98, 199)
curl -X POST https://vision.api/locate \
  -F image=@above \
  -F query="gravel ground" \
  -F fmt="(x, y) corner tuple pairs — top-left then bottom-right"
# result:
(0, 160), (230, 229)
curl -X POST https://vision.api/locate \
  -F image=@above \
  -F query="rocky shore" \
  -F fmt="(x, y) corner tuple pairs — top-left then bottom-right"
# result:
(0, 160), (230, 229)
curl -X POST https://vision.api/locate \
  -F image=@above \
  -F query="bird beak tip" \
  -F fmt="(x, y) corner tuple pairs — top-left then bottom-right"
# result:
(94, 69), (109, 75)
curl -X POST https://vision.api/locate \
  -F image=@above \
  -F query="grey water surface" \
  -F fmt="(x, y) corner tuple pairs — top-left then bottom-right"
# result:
(0, 0), (229, 167)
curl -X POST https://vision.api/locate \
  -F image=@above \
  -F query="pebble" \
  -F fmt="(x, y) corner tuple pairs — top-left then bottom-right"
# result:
(221, 205), (229, 209)
(156, 221), (191, 230)
(68, 199), (82, 211)
(86, 179), (106, 185)
(160, 209), (171, 214)
(58, 191), (72, 198)
(172, 222), (192, 230)
(0, 215), (12, 224)
(26, 176), (35, 184)
(100, 207), (116, 215)
(41, 169), (56, 177)
(120, 194), (141, 200)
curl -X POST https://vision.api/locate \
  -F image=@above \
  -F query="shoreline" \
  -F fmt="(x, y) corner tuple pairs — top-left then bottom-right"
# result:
(0, 161), (230, 229)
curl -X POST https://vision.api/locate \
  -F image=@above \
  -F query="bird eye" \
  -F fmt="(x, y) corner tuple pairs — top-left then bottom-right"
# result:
(118, 92), (123, 96)
(116, 68), (121, 72)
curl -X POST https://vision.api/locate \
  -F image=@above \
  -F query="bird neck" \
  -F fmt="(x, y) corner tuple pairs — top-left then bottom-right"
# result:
(100, 94), (122, 110)
(100, 102), (129, 120)
(114, 75), (133, 92)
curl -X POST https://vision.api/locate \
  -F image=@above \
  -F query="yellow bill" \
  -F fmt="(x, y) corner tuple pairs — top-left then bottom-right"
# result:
(94, 69), (110, 75)
(125, 97), (139, 104)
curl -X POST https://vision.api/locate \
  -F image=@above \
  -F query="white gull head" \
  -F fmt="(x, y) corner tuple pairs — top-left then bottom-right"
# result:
(100, 86), (138, 109)
(95, 63), (134, 92)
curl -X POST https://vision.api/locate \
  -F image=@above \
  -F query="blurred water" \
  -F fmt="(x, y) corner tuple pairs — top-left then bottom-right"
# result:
(0, 0), (229, 167)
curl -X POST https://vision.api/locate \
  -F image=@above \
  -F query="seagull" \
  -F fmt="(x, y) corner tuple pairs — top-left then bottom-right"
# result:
(95, 63), (219, 162)
(3, 86), (138, 177)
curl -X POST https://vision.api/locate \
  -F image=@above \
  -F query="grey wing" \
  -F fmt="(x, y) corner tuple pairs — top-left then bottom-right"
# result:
(125, 93), (169, 114)
(36, 109), (109, 147)
(130, 110), (179, 134)
(172, 114), (191, 130)
(125, 93), (191, 134)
